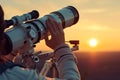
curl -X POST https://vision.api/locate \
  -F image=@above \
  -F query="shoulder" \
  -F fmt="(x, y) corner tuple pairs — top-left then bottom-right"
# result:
(4, 66), (39, 80)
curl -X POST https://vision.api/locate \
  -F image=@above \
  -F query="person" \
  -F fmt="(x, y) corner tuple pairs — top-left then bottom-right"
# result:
(0, 5), (81, 80)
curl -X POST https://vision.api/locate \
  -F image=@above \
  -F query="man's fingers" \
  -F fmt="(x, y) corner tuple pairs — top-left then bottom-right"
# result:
(46, 16), (61, 36)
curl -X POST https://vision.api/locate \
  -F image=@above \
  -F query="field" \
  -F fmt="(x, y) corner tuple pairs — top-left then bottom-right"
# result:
(29, 51), (120, 80)
(74, 51), (120, 80)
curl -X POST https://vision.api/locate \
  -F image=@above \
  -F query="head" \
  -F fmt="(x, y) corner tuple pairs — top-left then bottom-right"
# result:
(0, 5), (4, 26)
(0, 5), (12, 62)
(0, 5), (5, 51)
(0, 5), (10, 55)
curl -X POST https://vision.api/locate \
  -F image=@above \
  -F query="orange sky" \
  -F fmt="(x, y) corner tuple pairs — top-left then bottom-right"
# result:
(1, 0), (120, 52)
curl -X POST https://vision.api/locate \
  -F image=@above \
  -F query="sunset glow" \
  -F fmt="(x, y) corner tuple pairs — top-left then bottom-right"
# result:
(88, 38), (98, 47)
(1, 0), (120, 52)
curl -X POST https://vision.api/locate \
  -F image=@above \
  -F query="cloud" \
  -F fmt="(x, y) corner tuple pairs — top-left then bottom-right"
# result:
(1, 0), (68, 18)
(2, 5), (24, 19)
(81, 8), (106, 13)
(86, 25), (112, 31)
(79, 22), (113, 31)
(79, 0), (120, 12)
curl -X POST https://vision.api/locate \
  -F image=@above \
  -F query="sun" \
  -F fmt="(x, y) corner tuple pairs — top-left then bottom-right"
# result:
(88, 38), (98, 47)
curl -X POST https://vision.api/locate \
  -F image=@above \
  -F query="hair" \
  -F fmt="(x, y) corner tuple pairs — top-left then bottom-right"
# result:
(0, 5), (4, 33)
(0, 5), (7, 63)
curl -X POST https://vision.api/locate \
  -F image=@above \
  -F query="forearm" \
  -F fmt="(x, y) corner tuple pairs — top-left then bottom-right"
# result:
(54, 44), (81, 80)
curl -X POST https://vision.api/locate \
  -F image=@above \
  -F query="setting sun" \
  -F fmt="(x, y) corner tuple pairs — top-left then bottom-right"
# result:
(88, 38), (98, 47)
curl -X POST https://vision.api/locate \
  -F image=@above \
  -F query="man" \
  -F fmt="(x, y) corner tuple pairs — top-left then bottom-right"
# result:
(0, 5), (80, 80)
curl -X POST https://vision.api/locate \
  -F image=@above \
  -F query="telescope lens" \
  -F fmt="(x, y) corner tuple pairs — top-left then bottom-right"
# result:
(49, 6), (79, 28)
(50, 6), (79, 28)
(67, 6), (79, 25)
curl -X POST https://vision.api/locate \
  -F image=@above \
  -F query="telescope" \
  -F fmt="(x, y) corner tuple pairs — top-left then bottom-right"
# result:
(3, 6), (79, 55)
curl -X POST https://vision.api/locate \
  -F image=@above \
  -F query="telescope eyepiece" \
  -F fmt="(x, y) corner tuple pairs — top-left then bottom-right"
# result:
(29, 10), (39, 19)
(5, 10), (39, 27)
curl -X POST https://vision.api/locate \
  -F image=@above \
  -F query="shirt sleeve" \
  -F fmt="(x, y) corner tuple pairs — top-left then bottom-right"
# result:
(1, 66), (46, 80)
(54, 44), (81, 80)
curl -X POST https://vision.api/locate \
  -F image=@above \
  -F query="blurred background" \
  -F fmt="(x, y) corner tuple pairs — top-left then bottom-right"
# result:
(1, 0), (120, 80)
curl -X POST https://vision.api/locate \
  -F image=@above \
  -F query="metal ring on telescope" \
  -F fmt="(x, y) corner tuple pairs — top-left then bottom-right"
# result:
(66, 6), (79, 24)
(50, 11), (65, 28)
(33, 20), (47, 42)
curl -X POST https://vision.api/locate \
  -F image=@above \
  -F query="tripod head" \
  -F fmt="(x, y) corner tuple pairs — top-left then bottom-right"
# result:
(66, 40), (80, 51)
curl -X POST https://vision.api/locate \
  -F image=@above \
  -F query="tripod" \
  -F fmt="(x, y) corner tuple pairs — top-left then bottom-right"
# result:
(38, 40), (80, 78)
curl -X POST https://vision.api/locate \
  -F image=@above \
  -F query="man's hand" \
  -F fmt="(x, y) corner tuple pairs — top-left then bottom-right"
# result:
(44, 16), (65, 50)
